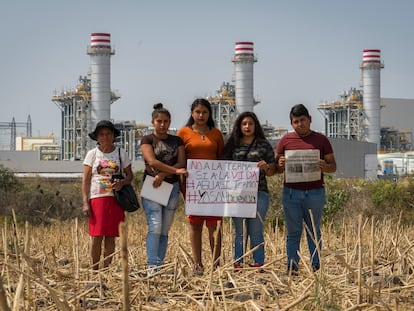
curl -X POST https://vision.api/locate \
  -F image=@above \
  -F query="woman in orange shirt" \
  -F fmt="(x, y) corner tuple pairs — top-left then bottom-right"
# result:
(178, 98), (224, 276)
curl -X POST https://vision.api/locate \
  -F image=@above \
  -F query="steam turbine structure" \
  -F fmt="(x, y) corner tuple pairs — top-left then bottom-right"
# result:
(317, 49), (384, 150)
(52, 33), (119, 160)
(232, 42), (257, 114)
(87, 33), (115, 133)
(360, 49), (384, 150)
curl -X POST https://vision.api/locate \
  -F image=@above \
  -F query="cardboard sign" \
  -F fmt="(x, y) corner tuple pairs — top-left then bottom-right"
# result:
(185, 159), (259, 218)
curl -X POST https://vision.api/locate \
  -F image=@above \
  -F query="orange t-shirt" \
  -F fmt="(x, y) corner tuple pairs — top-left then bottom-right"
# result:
(177, 126), (224, 160)
(177, 126), (224, 225)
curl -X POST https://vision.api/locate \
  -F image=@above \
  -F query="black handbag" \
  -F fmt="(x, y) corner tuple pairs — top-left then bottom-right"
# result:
(113, 148), (140, 212)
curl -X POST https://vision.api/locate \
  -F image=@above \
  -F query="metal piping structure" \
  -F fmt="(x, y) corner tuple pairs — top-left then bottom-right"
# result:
(208, 81), (262, 136)
(207, 82), (237, 136)
(360, 49), (384, 150)
(87, 33), (115, 134)
(232, 42), (257, 114)
(52, 76), (92, 160)
(52, 74), (120, 160)
(317, 88), (365, 141)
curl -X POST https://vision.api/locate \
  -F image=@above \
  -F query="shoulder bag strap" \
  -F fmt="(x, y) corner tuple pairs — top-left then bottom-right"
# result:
(118, 147), (124, 177)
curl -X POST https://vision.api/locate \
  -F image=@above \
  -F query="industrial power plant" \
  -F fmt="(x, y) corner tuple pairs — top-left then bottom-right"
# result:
(51, 39), (267, 162)
(318, 50), (385, 149)
(317, 49), (414, 177)
(1, 33), (414, 178)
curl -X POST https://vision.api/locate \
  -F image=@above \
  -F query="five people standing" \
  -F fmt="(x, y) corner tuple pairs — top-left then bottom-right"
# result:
(82, 102), (336, 277)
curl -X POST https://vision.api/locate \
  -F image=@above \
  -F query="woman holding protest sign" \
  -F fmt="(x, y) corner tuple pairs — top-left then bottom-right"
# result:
(222, 111), (277, 272)
(178, 98), (224, 276)
(140, 103), (187, 276)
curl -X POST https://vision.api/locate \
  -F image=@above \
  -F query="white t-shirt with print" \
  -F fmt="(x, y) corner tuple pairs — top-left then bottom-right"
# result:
(83, 147), (132, 199)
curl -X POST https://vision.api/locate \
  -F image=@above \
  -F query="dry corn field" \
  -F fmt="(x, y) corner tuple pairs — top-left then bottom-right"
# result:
(1, 210), (414, 311)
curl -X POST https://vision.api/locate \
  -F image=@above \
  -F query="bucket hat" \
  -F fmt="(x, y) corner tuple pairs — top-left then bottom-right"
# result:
(88, 120), (121, 141)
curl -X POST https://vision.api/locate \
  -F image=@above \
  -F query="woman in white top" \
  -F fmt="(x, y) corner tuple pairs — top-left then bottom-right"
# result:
(82, 120), (133, 270)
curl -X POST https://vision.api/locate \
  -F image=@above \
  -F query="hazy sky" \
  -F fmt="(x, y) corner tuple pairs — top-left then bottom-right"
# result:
(1, 0), (414, 138)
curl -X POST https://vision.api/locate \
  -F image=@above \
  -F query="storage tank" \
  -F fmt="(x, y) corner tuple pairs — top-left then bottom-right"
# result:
(381, 159), (394, 175)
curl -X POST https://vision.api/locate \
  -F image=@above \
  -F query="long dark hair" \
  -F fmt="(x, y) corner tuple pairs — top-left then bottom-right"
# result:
(185, 98), (215, 128)
(227, 111), (266, 146)
(152, 103), (171, 121)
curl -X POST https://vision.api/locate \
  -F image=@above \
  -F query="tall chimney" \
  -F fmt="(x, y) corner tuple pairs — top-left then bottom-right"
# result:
(360, 49), (383, 150)
(232, 42), (257, 114)
(87, 33), (115, 132)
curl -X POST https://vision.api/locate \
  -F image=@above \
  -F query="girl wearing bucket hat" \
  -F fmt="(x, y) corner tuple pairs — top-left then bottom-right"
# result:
(82, 120), (133, 270)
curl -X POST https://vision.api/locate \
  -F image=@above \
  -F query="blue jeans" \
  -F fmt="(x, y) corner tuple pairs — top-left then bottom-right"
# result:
(233, 191), (269, 265)
(142, 181), (180, 267)
(282, 187), (325, 270)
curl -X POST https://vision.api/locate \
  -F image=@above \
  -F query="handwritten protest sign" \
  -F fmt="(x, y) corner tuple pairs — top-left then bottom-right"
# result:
(185, 159), (259, 218)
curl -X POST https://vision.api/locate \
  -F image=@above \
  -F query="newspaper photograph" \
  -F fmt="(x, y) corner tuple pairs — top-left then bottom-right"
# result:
(285, 149), (321, 183)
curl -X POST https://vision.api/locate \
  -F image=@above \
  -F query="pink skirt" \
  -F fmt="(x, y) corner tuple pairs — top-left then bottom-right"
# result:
(89, 196), (125, 236)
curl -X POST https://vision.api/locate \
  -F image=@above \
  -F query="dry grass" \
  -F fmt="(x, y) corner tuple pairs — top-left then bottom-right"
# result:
(1, 210), (414, 310)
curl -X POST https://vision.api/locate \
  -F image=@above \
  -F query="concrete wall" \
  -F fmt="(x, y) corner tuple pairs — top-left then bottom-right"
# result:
(0, 151), (144, 176)
(329, 138), (377, 178)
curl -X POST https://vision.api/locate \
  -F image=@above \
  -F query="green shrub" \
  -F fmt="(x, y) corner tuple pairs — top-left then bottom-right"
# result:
(0, 165), (23, 213)
(0, 164), (22, 193)
(3, 166), (414, 226)
(365, 178), (414, 221)
(266, 174), (284, 229)
(324, 182), (350, 223)
(1, 175), (83, 225)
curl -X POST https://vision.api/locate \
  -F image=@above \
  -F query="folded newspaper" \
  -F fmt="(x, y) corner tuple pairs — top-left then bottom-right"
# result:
(285, 149), (321, 183)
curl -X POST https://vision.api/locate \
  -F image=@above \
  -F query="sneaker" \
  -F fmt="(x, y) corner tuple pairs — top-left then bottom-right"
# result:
(193, 263), (204, 276)
(233, 262), (243, 272)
